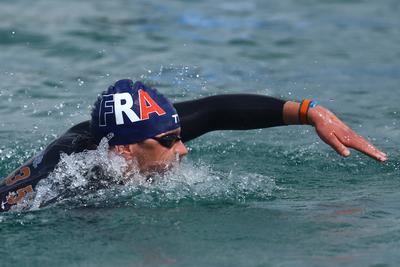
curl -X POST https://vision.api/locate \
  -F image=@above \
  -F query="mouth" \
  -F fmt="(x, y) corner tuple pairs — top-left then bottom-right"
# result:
(143, 161), (180, 178)
(140, 153), (182, 178)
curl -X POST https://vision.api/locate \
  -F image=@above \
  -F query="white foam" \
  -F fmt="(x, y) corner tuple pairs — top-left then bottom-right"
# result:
(11, 138), (277, 211)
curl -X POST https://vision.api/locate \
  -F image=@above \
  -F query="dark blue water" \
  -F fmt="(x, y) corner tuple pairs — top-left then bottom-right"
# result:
(0, 0), (399, 266)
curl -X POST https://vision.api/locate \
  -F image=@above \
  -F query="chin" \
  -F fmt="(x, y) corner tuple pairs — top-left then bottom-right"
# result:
(144, 161), (179, 176)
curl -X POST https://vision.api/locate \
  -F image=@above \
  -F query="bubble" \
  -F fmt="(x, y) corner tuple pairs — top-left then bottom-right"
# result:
(77, 78), (84, 86)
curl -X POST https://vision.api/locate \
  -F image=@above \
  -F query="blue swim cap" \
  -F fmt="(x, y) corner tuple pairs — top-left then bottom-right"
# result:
(91, 79), (180, 145)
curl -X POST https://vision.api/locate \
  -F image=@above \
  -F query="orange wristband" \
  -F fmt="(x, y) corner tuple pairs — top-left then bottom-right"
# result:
(298, 99), (314, 124)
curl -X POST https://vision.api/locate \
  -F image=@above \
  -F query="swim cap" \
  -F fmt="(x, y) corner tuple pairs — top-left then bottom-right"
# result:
(91, 79), (180, 145)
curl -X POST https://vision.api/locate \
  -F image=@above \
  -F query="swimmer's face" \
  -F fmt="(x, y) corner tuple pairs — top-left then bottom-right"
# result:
(111, 128), (188, 174)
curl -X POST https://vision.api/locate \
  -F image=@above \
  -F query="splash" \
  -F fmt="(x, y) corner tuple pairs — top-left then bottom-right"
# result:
(10, 138), (277, 212)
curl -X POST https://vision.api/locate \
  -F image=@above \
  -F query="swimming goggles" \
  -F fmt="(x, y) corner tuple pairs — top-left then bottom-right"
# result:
(151, 133), (182, 148)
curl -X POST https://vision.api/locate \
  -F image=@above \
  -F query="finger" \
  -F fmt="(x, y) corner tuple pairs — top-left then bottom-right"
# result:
(338, 129), (387, 158)
(344, 133), (387, 162)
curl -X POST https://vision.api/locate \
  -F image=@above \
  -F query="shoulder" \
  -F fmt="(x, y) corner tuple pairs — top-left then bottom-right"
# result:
(42, 120), (96, 161)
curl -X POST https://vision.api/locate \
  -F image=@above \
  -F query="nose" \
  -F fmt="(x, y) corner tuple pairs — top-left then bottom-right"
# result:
(175, 141), (188, 158)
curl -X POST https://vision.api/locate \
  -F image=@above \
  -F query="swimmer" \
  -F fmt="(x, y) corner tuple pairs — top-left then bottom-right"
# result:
(0, 79), (387, 212)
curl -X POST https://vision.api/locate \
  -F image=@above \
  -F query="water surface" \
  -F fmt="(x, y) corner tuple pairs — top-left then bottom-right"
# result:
(0, 0), (399, 266)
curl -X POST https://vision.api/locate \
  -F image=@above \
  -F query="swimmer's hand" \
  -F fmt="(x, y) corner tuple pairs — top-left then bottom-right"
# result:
(283, 101), (387, 162)
(308, 105), (387, 162)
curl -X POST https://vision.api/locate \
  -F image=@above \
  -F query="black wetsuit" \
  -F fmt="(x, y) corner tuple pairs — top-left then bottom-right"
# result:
(0, 94), (286, 212)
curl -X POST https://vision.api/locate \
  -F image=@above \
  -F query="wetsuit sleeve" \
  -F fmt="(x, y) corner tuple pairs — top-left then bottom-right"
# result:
(174, 94), (287, 142)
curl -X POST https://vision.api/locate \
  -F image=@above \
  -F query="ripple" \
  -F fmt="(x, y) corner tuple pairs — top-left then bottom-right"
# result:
(66, 30), (125, 43)
(44, 41), (102, 60)
(228, 38), (257, 46)
(0, 28), (50, 46)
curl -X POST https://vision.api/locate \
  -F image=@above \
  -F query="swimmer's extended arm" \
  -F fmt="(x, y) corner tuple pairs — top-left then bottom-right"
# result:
(174, 95), (387, 162)
(283, 101), (387, 162)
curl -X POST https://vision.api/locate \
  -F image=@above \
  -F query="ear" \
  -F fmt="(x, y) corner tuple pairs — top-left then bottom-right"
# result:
(112, 145), (135, 160)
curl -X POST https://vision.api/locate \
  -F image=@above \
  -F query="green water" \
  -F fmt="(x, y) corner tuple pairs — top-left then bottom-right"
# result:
(0, 0), (399, 266)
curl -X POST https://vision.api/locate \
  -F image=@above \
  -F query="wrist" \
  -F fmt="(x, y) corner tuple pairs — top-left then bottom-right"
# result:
(308, 105), (329, 127)
(299, 99), (318, 125)
(307, 106), (319, 126)
(283, 101), (300, 125)
(283, 100), (318, 125)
